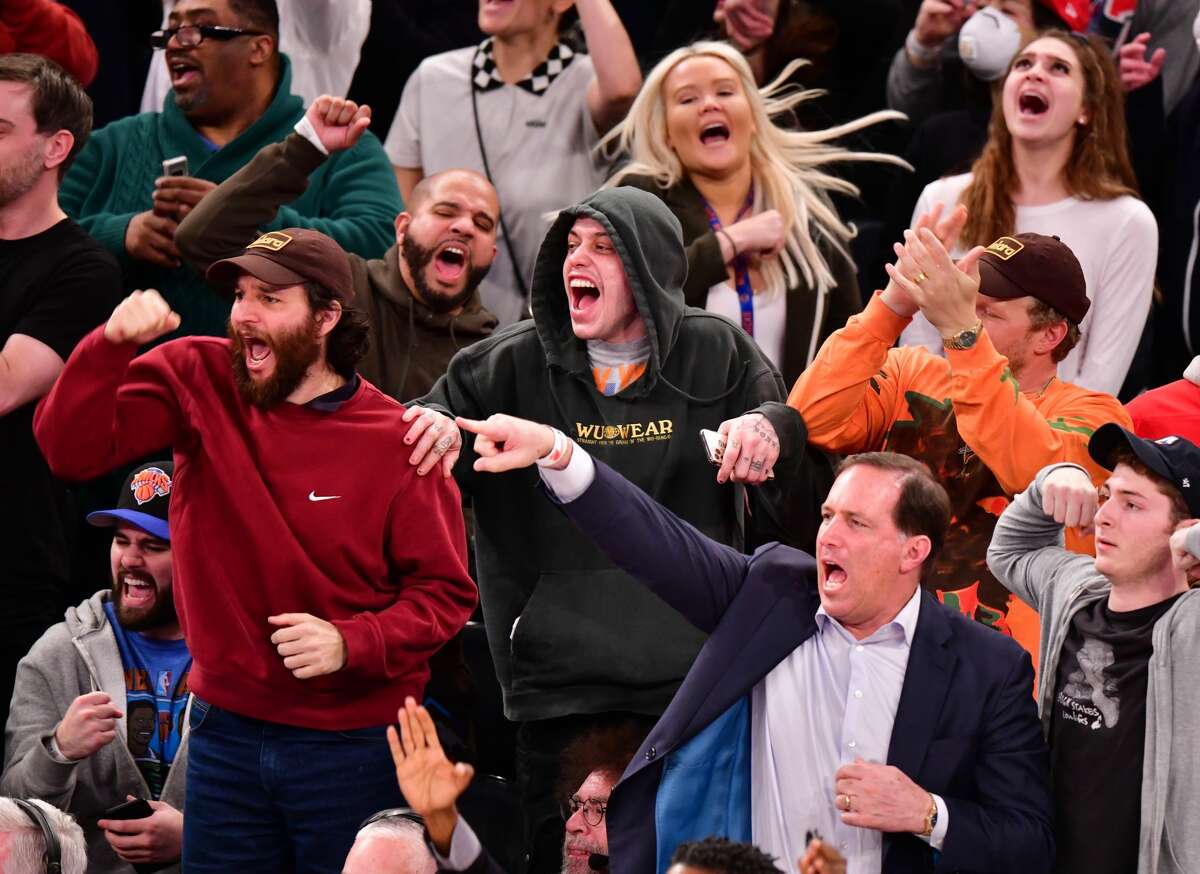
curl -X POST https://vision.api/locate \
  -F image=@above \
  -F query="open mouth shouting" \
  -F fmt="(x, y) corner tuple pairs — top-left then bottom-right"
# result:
(119, 570), (157, 609)
(1017, 89), (1049, 118)
(567, 273), (602, 316)
(240, 333), (273, 375)
(167, 56), (203, 91)
(699, 121), (731, 147)
(432, 240), (469, 284)
(821, 559), (849, 591)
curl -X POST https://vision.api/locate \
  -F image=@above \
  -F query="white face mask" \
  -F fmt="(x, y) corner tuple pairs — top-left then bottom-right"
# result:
(959, 7), (1023, 82)
(1193, 8), (1200, 56)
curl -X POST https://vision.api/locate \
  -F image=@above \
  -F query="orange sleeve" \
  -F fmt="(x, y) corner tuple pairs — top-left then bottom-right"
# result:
(945, 329), (1133, 496)
(787, 292), (911, 453)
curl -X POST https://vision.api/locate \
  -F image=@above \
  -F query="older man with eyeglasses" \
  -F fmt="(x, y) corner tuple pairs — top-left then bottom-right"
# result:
(57, 0), (400, 340)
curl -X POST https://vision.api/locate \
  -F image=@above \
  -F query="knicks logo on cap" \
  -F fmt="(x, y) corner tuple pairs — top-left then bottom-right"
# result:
(246, 231), (293, 252)
(130, 467), (172, 505)
(986, 236), (1024, 260)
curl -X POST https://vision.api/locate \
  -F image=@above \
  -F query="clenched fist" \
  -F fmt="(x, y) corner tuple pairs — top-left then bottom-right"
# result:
(104, 290), (182, 346)
(55, 691), (122, 761)
(306, 95), (372, 154)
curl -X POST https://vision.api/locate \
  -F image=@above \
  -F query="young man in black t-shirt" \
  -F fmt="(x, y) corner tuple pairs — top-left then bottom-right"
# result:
(989, 424), (1200, 874)
(0, 54), (122, 755)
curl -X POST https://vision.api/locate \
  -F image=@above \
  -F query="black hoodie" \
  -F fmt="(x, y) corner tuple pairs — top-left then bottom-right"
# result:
(419, 187), (808, 721)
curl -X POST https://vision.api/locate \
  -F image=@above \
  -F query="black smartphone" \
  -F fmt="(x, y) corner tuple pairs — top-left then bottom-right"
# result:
(102, 798), (153, 820)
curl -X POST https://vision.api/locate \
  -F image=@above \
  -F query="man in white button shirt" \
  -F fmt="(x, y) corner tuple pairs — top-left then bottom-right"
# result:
(453, 413), (1053, 874)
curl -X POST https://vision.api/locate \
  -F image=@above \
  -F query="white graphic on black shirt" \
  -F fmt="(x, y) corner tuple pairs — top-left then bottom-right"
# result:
(1058, 636), (1119, 730)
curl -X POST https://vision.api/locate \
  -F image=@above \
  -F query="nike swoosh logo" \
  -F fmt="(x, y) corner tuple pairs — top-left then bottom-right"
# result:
(308, 491), (341, 502)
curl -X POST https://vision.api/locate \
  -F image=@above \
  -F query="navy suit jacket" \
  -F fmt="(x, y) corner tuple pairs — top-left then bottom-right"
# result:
(558, 460), (1053, 874)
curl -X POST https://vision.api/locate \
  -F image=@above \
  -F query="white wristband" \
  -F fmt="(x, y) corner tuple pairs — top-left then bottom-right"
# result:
(536, 428), (570, 469)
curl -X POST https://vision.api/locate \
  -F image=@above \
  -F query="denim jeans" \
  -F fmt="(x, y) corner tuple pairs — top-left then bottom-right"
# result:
(182, 697), (404, 873)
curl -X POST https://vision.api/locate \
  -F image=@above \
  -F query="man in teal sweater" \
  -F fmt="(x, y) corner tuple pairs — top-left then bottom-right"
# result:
(58, 0), (400, 338)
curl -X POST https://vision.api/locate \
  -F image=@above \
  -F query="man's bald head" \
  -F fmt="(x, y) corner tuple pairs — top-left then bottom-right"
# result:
(342, 816), (435, 874)
(407, 169), (498, 218)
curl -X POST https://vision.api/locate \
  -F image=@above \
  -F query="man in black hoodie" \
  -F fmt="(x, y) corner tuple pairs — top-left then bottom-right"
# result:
(408, 186), (818, 872)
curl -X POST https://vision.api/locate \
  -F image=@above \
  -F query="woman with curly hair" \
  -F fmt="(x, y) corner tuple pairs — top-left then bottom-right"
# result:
(899, 31), (1157, 397)
(605, 40), (904, 384)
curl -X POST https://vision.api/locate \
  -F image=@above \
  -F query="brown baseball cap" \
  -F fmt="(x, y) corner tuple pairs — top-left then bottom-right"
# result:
(977, 233), (1089, 324)
(207, 228), (355, 303)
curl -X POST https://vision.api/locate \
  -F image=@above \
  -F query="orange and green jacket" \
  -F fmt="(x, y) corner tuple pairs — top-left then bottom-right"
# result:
(788, 293), (1131, 651)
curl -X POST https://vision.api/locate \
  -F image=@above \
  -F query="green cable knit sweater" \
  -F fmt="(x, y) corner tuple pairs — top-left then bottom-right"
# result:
(60, 55), (401, 338)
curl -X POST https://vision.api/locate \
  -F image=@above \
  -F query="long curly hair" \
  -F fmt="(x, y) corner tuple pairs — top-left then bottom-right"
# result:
(960, 30), (1138, 248)
(604, 40), (907, 300)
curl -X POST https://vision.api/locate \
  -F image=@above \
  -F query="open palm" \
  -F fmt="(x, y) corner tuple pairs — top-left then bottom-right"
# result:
(386, 698), (474, 817)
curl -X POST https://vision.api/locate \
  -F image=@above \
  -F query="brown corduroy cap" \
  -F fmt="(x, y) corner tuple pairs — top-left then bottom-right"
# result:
(206, 228), (355, 303)
(977, 233), (1090, 324)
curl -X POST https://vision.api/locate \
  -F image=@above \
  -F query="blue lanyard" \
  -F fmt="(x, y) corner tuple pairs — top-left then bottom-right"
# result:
(701, 191), (756, 336)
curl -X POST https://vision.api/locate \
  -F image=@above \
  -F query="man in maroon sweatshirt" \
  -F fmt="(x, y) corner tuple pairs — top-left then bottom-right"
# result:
(32, 227), (478, 874)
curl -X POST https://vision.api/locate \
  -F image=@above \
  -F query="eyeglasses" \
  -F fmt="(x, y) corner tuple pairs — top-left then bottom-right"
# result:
(561, 796), (607, 827)
(149, 25), (265, 50)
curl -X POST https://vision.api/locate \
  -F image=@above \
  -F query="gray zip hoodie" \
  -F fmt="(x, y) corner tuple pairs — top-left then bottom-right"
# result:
(987, 465), (1200, 874)
(1, 590), (189, 874)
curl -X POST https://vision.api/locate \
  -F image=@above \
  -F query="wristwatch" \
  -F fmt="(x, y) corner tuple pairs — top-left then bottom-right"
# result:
(942, 320), (983, 351)
(920, 795), (939, 838)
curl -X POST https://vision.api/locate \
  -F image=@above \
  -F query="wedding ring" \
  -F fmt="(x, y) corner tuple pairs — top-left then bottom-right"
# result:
(913, 272), (928, 285)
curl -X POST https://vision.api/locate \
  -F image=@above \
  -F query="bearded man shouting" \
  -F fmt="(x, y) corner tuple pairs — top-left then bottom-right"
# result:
(31, 227), (478, 874)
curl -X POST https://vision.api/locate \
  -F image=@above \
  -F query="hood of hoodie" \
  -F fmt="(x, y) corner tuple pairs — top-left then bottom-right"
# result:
(65, 588), (113, 639)
(531, 187), (688, 399)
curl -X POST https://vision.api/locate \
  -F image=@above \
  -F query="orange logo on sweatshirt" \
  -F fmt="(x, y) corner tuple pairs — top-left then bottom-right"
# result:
(130, 467), (172, 506)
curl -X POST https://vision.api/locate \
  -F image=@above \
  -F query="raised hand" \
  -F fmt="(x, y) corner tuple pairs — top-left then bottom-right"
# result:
(103, 290), (182, 346)
(913, 0), (971, 51)
(456, 414), (559, 473)
(884, 227), (985, 335)
(1117, 33), (1165, 93)
(1040, 465), (1099, 535)
(881, 202), (968, 318)
(386, 697), (474, 854)
(54, 691), (122, 761)
(1169, 520), (1200, 586)
(305, 95), (372, 154)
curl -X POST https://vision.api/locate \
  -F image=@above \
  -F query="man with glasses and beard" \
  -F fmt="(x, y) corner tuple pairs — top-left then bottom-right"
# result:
(3, 461), (190, 874)
(176, 94), (500, 409)
(31, 228), (478, 873)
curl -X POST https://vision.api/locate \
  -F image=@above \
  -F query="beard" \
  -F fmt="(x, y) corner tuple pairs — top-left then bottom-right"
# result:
(561, 838), (605, 874)
(402, 234), (491, 314)
(228, 315), (322, 410)
(111, 569), (178, 633)
(0, 140), (46, 209)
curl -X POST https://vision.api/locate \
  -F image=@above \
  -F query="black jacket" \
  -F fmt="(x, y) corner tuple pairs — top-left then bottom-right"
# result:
(418, 187), (812, 722)
(618, 174), (861, 386)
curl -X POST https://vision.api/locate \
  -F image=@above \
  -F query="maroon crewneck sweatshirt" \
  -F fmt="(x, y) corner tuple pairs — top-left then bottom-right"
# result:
(35, 327), (477, 729)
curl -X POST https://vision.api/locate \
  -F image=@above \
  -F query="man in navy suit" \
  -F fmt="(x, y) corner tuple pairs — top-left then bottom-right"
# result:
(457, 413), (1054, 874)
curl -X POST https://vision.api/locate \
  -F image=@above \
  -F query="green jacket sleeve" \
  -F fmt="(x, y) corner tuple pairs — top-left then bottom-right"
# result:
(266, 132), (400, 259)
(175, 131), (329, 271)
(59, 126), (136, 266)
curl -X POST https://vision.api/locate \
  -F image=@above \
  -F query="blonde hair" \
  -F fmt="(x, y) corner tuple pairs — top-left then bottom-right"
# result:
(605, 41), (907, 300)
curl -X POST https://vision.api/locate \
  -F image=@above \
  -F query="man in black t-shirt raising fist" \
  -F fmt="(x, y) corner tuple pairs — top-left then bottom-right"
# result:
(0, 54), (122, 758)
(988, 425), (1200, 874)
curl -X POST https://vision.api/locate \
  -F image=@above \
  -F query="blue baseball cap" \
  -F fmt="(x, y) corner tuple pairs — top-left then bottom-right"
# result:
(1088, 425), (1200, 518)
(86, 461), (173, 542)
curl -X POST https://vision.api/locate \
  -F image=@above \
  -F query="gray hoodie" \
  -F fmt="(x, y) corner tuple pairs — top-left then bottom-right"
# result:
(1, 590), (189, 874)
(987, 465), (1200, 874)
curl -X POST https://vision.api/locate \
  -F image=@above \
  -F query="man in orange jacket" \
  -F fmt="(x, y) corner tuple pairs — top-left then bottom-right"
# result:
(789, 206), (1130, 660)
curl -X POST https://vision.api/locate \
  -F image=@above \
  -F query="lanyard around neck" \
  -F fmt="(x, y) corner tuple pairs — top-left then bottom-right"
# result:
(700, 190), (756, 336)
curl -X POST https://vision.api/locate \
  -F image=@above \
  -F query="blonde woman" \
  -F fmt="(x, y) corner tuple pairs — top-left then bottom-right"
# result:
(606, 40), (905, 383)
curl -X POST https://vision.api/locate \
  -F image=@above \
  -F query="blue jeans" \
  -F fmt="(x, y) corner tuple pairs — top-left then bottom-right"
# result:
(182, 697), (404, 873)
